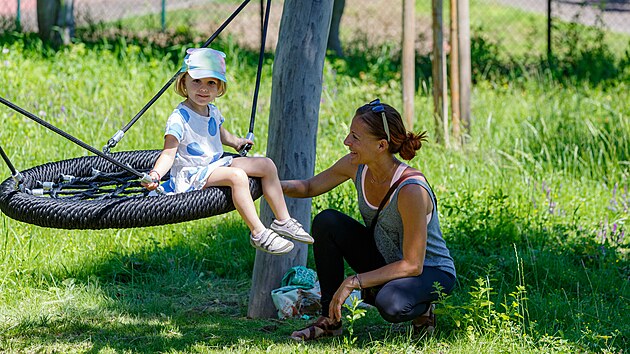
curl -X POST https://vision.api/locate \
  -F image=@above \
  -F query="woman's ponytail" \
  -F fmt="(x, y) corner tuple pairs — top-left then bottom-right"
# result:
(398, 131), (427, 160)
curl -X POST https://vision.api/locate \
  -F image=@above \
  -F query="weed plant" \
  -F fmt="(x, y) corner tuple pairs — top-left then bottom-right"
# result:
(0, 20), (628, 354)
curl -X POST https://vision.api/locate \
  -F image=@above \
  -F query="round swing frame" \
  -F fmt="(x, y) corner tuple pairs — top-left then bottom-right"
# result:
(0, 150), (262, 229)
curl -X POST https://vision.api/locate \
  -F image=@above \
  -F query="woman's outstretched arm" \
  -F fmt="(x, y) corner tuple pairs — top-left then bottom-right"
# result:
(281, 154), (357, 198)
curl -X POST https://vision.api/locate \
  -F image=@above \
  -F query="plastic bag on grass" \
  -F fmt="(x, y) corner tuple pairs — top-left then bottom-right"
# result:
(271, 266), (321, 319)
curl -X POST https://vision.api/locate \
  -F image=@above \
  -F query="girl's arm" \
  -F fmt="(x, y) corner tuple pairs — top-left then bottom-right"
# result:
(328, 183), (433, 322)
(143, 134), (179, 190)
(220, 126), (252, 151)
(281, 154), (358, 198)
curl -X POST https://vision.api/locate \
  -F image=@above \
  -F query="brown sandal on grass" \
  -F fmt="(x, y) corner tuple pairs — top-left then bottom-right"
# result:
(412, 304), (436, 336)
(290, 316), (343, 342)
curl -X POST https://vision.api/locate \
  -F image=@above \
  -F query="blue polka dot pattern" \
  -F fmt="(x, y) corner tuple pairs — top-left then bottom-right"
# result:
(167, 122), (184, 141)
(164, 103), (228, 194)
(186, 142), (205, 156)
(179, 108), (191, 122)
(197, 166), (208, 181)
(208, 117), (218, 136)
(163, 180), (175, 193)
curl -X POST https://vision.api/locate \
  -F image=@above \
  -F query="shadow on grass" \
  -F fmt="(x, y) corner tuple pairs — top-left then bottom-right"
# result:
(1, 238), (419, 352)
(0, 191), (627, 351)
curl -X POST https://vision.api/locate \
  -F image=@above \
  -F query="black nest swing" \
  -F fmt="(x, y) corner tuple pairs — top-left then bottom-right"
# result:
(0, 0), (272, 230)
(0, 149), (263, 229)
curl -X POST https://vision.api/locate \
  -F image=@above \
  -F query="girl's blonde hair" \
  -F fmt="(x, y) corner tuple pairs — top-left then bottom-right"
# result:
(174, 72), (227, 98)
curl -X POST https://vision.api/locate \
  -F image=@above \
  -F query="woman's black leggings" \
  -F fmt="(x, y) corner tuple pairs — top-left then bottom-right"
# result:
(313, 209), (456, 323)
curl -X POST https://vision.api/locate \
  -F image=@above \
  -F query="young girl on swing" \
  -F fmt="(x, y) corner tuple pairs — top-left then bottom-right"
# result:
(142, 48), (313, 255)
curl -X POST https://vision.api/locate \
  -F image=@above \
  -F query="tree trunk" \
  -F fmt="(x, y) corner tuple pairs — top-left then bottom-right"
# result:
(37, 0), (74, 46)
(248, 0), (334, 319)
(457, 0), (471, 138)
(37, 0), (57, 42)
(402, 0), (415, 129)
(449, 0), (461, 143)
(432, 0), (447, 144)
(327, 0), (345, 57)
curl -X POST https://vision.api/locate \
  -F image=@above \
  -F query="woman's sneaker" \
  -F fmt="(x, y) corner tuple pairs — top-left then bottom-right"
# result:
(250, 229), (294, 255)
(270, 218), (314, 244)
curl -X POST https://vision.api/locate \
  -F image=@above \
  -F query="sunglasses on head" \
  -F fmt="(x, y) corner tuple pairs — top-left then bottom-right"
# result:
(367, 98), (390, 142)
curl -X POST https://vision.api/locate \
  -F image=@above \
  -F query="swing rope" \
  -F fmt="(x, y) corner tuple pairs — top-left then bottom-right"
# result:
(0, 145), (18, 178)
(31, 170), (147, 200)
(103, 0), (253, 154)
(0, 96), (147, 181)
(0, 145), (24, 190)
(0, 0), (271, 194)
(0, 1), (273, 228)
(0, 149), (263, 229)
(239, 0), (272, 156)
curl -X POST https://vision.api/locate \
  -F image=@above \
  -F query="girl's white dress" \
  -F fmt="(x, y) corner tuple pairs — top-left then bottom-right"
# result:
(161, 103), (233, 194)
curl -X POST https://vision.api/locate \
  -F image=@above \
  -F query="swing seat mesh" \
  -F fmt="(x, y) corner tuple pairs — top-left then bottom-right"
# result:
(0, 150), (262, 229)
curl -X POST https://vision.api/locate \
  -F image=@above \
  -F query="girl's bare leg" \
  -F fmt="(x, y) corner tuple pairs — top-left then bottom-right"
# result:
(204, 166), (265, 234)
(230, 157), (290, 221)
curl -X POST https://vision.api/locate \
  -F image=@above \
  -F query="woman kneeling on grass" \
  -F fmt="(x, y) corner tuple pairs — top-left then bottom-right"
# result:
(281, 100), (456, 341)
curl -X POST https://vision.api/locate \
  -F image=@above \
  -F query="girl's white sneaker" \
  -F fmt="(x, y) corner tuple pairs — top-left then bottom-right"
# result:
(250, 229), (294, 255)
(271, 218), (314, 244)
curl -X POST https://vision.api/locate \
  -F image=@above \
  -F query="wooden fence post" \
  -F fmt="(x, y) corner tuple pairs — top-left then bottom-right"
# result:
(432, 0), (447, 144)
(458, 0), (471, 137)
(402, 0), (415, 129)
(450, 0), (460, 144)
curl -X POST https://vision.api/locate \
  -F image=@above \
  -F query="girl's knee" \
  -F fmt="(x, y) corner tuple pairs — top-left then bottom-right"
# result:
(245, 156), (277, 178)
(261, 157), (278, 176)
(226, 168), (249, 187)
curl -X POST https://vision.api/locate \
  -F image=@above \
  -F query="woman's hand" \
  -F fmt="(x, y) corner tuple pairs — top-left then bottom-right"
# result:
(328, 275), (360, 322)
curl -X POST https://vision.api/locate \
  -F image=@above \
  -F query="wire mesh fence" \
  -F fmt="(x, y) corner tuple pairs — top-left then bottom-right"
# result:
(0, 0), (628, 73)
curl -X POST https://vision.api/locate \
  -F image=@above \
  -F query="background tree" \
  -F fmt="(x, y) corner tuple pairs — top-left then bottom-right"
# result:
(327, 0), (345, 56)
(37, 0), (75, 46)
(248, 0), (334, 318)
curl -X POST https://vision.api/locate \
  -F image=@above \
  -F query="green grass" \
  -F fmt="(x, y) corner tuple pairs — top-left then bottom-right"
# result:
(0, 25), (629, 353)
(413, 0), (630, 59)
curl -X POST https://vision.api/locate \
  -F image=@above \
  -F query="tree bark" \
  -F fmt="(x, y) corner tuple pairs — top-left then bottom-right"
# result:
(248, 0), (334, 319)
(327, 0), (345, 57)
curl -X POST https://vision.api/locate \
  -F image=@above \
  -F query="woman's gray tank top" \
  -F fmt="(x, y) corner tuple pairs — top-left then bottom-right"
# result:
(355, 164), (456, 277)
